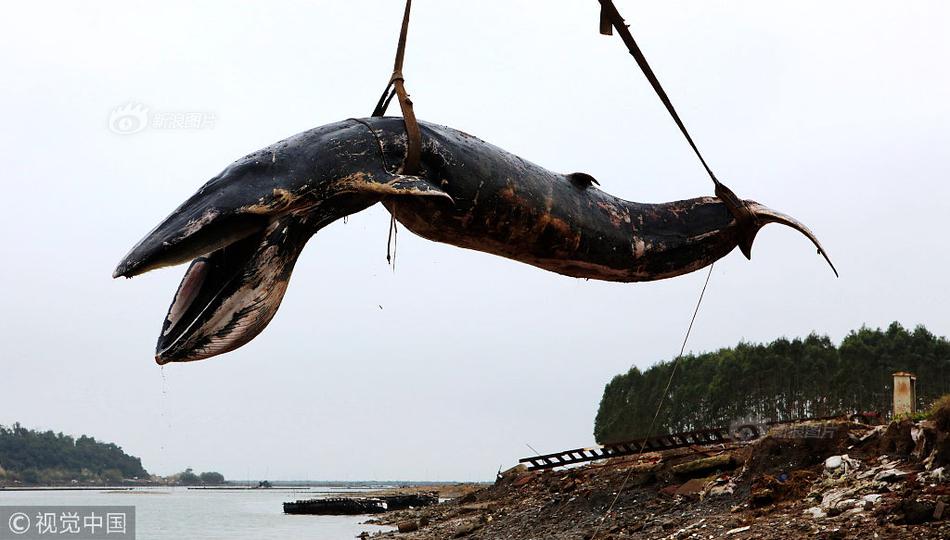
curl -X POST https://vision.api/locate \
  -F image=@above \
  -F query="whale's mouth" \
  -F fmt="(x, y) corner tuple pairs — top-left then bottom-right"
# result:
(148, 218), (306, 364)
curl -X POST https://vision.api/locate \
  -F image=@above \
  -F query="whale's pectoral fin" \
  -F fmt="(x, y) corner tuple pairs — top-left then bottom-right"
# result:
(352, 174), (454, 204)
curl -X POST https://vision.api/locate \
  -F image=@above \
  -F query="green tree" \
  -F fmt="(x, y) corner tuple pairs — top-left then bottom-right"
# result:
(594, 322), (950, 443)
(199, 471), (225, 485)
(178, 468), (200, 486)
(102, 469), (123, 485)
(0, 423), (148, 485)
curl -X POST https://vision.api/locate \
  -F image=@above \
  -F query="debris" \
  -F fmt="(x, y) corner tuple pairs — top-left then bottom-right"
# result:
(704, 476), (736, 498)
(673, 477), (708, 497)
(726, 525), (751, 534)
(452, 520), (483, 538)
(671, 453), (736, 478)
(496, 463), (528, 483)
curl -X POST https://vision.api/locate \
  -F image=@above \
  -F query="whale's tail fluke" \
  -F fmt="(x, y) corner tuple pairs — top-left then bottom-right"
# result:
(741, 201), (838, 277)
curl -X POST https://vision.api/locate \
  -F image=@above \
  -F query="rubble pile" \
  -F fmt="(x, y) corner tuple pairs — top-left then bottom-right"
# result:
(368, 416), (950, 539)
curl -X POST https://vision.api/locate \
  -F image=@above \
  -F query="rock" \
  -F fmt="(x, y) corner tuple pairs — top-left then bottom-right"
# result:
(726, 525), (751, 535)
(918, 466), (945, 484)
(823, 454), (860, 475)
(928, 430), (950, 468)
(825, 456), (843, 470)
(826, 498), (860, 517)
(512, 474), (535, 487)
(820, 487), (861, 513)
(899, 496), (936, 524)
(873, 469), (907, 482)
(750, 487), (774, 507)
(804, 506), (827, 519)
(879, 421), (916, 456)
(396, 520), (419, 533)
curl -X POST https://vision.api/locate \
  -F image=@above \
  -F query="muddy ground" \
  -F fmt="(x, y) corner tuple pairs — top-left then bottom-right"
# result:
(359, 417), (950, 539)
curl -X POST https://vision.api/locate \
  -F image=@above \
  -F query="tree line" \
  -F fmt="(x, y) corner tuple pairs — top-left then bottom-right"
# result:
(176, 467), (225, 485)
(594, 322), (950, 443)
(0, 423), (148, 485)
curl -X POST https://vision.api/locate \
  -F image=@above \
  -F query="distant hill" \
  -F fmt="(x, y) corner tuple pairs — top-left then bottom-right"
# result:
(594, 322), (950, 443)
(0, 423), (148, 485)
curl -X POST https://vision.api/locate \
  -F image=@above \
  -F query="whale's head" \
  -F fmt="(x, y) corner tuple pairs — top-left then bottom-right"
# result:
(113, 120), (450, 364)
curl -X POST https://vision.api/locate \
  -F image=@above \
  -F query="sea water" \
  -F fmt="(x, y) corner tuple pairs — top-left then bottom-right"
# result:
(0, 486), (394, 539)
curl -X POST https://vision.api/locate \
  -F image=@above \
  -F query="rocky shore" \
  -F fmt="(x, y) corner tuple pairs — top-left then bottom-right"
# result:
(362, 412), (950, 539)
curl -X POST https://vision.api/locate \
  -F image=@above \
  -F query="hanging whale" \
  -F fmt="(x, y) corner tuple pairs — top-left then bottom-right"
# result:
(113, 117), (836, 364)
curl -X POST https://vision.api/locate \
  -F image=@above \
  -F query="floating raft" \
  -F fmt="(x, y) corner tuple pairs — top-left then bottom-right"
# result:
(283, 497), (385, 515)
(378, 493), (439, 511)
(282, 493), (439, 515)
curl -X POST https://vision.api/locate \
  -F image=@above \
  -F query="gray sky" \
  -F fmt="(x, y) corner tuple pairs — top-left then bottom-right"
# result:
(1, 1), (948, 482)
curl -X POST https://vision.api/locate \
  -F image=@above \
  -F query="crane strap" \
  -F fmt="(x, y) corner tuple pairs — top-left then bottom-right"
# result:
(372, 0), (422, 176)
(597, 0), (759, 244)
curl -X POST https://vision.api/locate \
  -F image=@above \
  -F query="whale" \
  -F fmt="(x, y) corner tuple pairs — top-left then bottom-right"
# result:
(114, 117), (835, 364)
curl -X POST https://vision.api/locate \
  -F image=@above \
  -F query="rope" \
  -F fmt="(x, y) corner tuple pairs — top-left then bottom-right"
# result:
(372, 0), (422, 175)
(590, 263), (715, 540)
(596, 1), (759, 239)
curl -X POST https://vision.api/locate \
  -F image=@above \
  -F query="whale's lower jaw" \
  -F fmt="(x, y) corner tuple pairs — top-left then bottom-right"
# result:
(153, 217), (307, 364)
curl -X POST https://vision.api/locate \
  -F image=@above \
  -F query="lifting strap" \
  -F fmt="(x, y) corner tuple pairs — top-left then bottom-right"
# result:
(597, 0), (759, 250)
(372, 0), (422, 176)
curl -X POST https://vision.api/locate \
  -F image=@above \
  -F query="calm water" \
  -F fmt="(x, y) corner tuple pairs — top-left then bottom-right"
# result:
(0, 487), (394, 539)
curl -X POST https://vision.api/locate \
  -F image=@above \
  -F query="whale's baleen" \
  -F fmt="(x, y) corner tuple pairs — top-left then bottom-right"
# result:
(114, 118), (836, 364)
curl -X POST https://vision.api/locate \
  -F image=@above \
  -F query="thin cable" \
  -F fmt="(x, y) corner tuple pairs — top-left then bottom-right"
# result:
(590, 263), (714, 540)
(386, 213), (398, 270)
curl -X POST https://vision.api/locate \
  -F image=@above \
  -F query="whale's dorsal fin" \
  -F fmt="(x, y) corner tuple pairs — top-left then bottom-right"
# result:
(568, 172), (600, 189)
(347, 173), (454, 203)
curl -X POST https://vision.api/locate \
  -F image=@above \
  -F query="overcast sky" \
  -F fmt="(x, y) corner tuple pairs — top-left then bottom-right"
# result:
(1, 1), (948, 482)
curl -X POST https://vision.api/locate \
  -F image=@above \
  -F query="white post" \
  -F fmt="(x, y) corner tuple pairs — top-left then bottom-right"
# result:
(892, 371), (917, 417)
